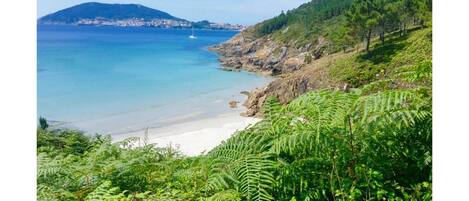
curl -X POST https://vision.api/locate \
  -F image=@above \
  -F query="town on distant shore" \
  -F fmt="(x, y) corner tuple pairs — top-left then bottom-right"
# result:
(38, 2), (245, 31)
(41, 18), (245, 30)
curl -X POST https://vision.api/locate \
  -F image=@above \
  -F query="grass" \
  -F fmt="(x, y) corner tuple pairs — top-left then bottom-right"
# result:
(328, 27), (432, 88)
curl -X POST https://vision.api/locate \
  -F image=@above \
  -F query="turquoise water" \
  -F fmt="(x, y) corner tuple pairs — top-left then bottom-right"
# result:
(38, 25), (271, 134)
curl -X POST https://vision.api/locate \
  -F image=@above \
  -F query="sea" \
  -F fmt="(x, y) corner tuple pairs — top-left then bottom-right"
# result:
(37, 25), (271, 134)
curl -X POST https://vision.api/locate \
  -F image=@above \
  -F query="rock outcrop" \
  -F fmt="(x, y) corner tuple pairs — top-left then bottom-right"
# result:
(210, 27), (339, 116)
(210, 28), (332, 76)
(241, 61), (343, 117)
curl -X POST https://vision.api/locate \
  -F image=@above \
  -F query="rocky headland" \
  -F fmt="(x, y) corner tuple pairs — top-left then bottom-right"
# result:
(210, 27), (345, 117)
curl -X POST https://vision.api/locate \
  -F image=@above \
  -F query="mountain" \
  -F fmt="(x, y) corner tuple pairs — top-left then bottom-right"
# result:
(38, 2), (182, 24)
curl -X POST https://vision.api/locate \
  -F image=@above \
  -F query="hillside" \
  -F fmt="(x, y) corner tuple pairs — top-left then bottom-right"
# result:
(39, 2), (181, 24)
(211, 0), (354, 76)
(241, 28), (432, 116)
(212, 0), (432, 116)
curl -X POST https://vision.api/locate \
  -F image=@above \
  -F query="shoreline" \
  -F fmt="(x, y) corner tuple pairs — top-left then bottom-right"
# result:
(112, 111), (261, 156)
(39, 25), (274, 156)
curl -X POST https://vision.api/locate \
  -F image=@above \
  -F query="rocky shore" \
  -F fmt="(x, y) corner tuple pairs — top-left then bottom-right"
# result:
(210, 27), (342, 116)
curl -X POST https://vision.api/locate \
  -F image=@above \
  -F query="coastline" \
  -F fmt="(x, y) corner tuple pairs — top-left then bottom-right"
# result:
(112, 111), (261, 156)
(39, 25), (273, 156)
(105, 44), (275, 155)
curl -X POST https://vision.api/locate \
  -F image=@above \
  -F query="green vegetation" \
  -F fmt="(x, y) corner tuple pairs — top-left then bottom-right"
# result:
(256, 0), (353, 36)
(329, 27), (432, 88)
(254, 0), (431, 53)
(346, 0), (431, 53)
(37, 1), (432, 200)
(255, 0), (353, 48)
(37, 28), (431, 200)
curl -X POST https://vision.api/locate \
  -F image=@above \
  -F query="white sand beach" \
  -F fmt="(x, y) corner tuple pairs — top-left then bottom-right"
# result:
(112, 112), (261, 156)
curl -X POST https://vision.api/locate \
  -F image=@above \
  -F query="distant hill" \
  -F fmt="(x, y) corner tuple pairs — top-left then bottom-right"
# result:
(38, 2), (244, 30)
(39, 2), (182, 24)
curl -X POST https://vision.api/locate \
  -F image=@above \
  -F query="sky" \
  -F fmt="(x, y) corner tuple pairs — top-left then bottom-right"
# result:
(37, 0), (310, 25)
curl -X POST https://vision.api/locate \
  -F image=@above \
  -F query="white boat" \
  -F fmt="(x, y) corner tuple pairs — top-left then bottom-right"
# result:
(189, 26), (197, 39)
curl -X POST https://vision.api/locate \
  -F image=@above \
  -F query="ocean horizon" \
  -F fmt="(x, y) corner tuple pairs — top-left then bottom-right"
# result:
(37, 25), (271, 134)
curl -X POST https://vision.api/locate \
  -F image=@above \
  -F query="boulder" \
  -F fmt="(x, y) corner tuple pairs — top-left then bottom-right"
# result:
(240, 91), (250, 96)
(229, 100), (239, 108)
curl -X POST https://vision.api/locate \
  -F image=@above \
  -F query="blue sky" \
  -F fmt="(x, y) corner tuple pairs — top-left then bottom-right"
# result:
(37, 0), (310, 25)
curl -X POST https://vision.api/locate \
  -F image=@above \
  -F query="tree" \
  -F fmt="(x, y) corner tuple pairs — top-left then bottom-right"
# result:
(408, 0), (432, 28)
(329, 22), (356, 52)
(347, 0), (380, 53)
(39, 116), (49, 130)
(374, 0), (402, 46)
(416, 0), (432, 27)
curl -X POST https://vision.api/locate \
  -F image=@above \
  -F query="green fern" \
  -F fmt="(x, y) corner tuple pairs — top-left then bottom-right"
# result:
(207, 131), (276, 200)
(272, 90), (355, 156)
(352, 89), (431, 130)
(37, 153), (65, 179)
(395, 60), (432, 88)
(203, 190), (241, 201)
(236, 153), (276, 201)
(85, 181), (127, 201)
(262, 96), (283, 122)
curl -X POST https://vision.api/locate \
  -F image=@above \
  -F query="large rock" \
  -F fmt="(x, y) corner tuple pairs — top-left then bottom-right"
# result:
(242, 62), (344, 117)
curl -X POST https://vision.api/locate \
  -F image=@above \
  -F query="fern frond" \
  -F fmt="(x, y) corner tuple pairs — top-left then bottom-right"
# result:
(203, 190), (241, 201)
(209, 132), (273, 161)
(271, 90), (355, 156)
(395, 60), (432, 84)
(37, 153), (70, 180)
(263, 96), (283, 122)
(352, 89), (430, 130)
(85, 181), (127, 201)
(236, 153), (276, 201)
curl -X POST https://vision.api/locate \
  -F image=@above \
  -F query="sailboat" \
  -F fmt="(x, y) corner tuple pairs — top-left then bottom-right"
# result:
(189, 26), (197, 39)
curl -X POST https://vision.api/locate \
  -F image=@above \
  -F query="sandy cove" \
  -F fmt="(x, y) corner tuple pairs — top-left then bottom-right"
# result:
(111, 112), (261, 156)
